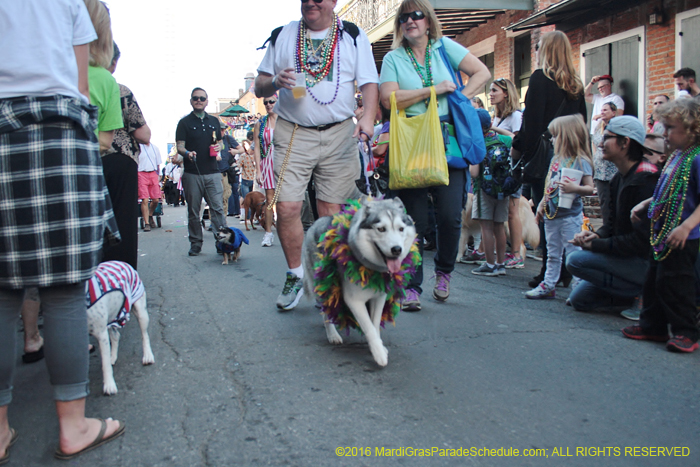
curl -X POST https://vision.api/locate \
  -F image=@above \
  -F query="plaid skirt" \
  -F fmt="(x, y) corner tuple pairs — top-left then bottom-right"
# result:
(0, 96), (120, 289)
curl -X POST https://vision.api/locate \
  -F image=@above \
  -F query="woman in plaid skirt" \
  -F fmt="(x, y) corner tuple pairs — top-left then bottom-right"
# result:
(0, 0), (124, 461)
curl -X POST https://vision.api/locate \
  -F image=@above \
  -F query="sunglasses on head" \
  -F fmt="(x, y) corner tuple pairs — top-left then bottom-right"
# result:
(493, 78), (508, 87)
(399, 11), (425, 24)
(301, 0), (323, 3)
(264, 100), (276, 105)
(191, 96), (207, 102)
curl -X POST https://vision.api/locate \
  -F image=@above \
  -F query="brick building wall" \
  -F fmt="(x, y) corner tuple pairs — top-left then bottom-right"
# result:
(449, 0), (700, 119)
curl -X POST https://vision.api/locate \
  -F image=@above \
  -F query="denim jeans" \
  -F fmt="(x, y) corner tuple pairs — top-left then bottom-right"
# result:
(397, 168), (466, 294)
(543, 215), (582, 288)
(566, 250), (649, 311)
(0, 283), (89, 405)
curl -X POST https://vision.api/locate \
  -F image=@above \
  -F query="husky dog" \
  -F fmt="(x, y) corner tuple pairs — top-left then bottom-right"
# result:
(86, 261), (154, 395)
(302, 197), (417, 367)
(216, 226), (249, 264)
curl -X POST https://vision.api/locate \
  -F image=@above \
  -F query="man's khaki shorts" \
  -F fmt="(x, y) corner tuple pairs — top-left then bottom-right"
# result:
(272, 118), (360, 204)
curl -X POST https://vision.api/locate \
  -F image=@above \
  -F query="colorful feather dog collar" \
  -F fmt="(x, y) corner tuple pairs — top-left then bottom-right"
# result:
(313, 199), (420, 334)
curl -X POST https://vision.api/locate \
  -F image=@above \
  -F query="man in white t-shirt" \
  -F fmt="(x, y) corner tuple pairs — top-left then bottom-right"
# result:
(585, 74), (624, 134)
(138, 143), (162, 231)
(255, 0), (379, 311)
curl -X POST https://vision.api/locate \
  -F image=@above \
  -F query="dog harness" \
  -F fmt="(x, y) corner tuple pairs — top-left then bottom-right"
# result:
(216, 226), (249, 253)
(86, 261), (144, 328)
(313, 199), (421, 334)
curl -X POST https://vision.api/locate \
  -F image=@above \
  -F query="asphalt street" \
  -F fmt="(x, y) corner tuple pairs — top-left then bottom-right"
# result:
(8, 204), (700, 467)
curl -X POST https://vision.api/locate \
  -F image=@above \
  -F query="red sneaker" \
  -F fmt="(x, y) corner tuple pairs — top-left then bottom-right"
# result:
(621, 325), (668, 342)
(666, 335), (699, 353)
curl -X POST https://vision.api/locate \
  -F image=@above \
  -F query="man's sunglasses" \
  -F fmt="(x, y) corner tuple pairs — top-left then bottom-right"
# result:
(399, 11), (425, 24)
(191, 96), (207, 102)
(264, 100), (277, 105)
(301, 0), (323, 4)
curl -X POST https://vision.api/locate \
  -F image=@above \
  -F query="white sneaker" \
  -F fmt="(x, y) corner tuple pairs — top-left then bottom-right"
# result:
(261, 232), (273, 247)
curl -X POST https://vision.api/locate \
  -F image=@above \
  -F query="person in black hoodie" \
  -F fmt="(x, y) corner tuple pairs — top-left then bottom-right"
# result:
(566, 116), (659, 313)
(511, 31), (587, 288)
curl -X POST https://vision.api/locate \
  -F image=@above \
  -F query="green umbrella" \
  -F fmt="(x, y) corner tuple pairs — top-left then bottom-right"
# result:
(220, 104), (248, 116)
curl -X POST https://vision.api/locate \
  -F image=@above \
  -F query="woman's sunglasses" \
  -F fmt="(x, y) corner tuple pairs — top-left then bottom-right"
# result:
(264, 100), (276, 105)
(301, 0), (323, 3)
(191, 96), (207, 102)
(399, 11), (425, 24)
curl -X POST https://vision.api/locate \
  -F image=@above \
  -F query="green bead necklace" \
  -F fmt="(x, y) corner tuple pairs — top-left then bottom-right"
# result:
(648, 145), (700, 261)
(406, 41), (433, 104)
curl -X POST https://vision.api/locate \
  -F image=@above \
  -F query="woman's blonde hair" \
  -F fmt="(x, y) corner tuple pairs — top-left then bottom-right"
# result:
(548, 114), (594, 174)
(538, 31), (583, 99)
(84, 0), (113, 69)
(391, 0), (442, 50)
(656, 98), (700, 147)
(492, 78), (521, 120)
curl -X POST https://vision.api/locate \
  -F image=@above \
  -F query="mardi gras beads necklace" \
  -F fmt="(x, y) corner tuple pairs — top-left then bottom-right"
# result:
(296, 14), (338, 86)
(406, 41), (433, 105)
(258, 115), (271, 159)
(648, 145), (700, 261)
(543, 157), (576, 220)
(294, 15), (341, 105)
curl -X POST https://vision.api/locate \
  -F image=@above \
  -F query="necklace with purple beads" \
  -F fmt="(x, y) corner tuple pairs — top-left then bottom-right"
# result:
(294, 16), (341, 106)
(648, 145), (700, 260)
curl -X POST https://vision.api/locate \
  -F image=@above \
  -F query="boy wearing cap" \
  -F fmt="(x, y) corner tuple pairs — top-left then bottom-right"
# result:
(567, 116), (659, 316)
(585, 75), (625, 135)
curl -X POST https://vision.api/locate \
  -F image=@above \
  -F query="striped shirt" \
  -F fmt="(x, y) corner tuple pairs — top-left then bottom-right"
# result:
(86, 261), (144, 328)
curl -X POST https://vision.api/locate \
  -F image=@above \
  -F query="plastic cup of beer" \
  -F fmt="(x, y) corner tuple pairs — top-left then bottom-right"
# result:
(292, 73), (307, 99)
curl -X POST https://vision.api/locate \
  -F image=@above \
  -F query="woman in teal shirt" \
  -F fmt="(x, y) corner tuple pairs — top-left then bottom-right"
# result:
(379, 0), (490, 311)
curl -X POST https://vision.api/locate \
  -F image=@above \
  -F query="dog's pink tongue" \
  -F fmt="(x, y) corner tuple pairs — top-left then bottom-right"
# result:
(386, 258), (402, 274)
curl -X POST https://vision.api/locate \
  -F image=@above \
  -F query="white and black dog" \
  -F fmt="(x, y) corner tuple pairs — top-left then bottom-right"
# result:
(215, 226), (249, 265)
(302, 197), (417, 367)
(86, 261), (154, 395)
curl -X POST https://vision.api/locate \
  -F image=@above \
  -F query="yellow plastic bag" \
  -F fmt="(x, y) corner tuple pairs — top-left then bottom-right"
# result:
(388, 87), (449, 190)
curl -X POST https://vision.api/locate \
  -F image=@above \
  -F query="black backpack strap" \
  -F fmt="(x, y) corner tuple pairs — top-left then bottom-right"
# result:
(257, 26), (284, 50)
(341, 21), (360, 47)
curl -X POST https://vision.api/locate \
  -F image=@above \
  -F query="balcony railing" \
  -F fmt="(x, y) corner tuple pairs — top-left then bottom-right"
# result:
(339, 0), (402, 34)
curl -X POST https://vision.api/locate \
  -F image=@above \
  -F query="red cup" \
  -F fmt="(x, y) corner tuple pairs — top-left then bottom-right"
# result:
(209, 145), (219, 157)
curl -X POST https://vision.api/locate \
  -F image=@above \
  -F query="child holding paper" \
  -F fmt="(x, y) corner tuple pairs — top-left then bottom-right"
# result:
(526, 115), (594, 299)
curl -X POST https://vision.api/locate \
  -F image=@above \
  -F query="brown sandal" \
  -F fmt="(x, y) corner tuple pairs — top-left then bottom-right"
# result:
(0, 429), (18, 466)
(54, 419), (125, 461)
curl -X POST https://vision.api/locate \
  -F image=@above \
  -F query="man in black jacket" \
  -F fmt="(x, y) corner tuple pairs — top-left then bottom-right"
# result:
(566, 116), (659, 314)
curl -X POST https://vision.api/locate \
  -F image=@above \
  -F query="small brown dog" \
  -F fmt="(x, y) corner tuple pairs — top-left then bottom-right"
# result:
(241, 191), (266, 231)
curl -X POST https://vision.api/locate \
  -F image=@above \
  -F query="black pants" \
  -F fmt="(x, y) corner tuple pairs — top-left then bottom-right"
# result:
(640, 239), (699, 341)
(397, 168), (466, 294)
(101, 153), (138, 269)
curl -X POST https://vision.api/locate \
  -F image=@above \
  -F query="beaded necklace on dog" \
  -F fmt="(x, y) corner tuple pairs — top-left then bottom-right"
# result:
(294, 15), (341, 105)
(406, 41), (433, 105)
(313, 199), (421, 335)
(258, 115), (271, 159)
(648, 145), (700, 261)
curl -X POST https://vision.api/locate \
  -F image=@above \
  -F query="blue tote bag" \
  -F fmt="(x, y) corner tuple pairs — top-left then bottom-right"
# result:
(437, 41), (486, 167)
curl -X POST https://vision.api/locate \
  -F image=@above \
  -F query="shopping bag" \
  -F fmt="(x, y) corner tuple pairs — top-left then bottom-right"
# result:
(437, 40), (486, 166)
(388, 87), (449, 190)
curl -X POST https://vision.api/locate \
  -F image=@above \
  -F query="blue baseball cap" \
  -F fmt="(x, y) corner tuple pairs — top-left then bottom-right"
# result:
(476, 108), (491, 130)
(606, 116), (647, 147)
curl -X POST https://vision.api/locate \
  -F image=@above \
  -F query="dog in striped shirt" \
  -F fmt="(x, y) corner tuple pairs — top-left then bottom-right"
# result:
(86, 261), (154, 395)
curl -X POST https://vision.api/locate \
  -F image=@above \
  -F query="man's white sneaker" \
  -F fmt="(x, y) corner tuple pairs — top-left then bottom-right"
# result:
(261, 232), (273, 247)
